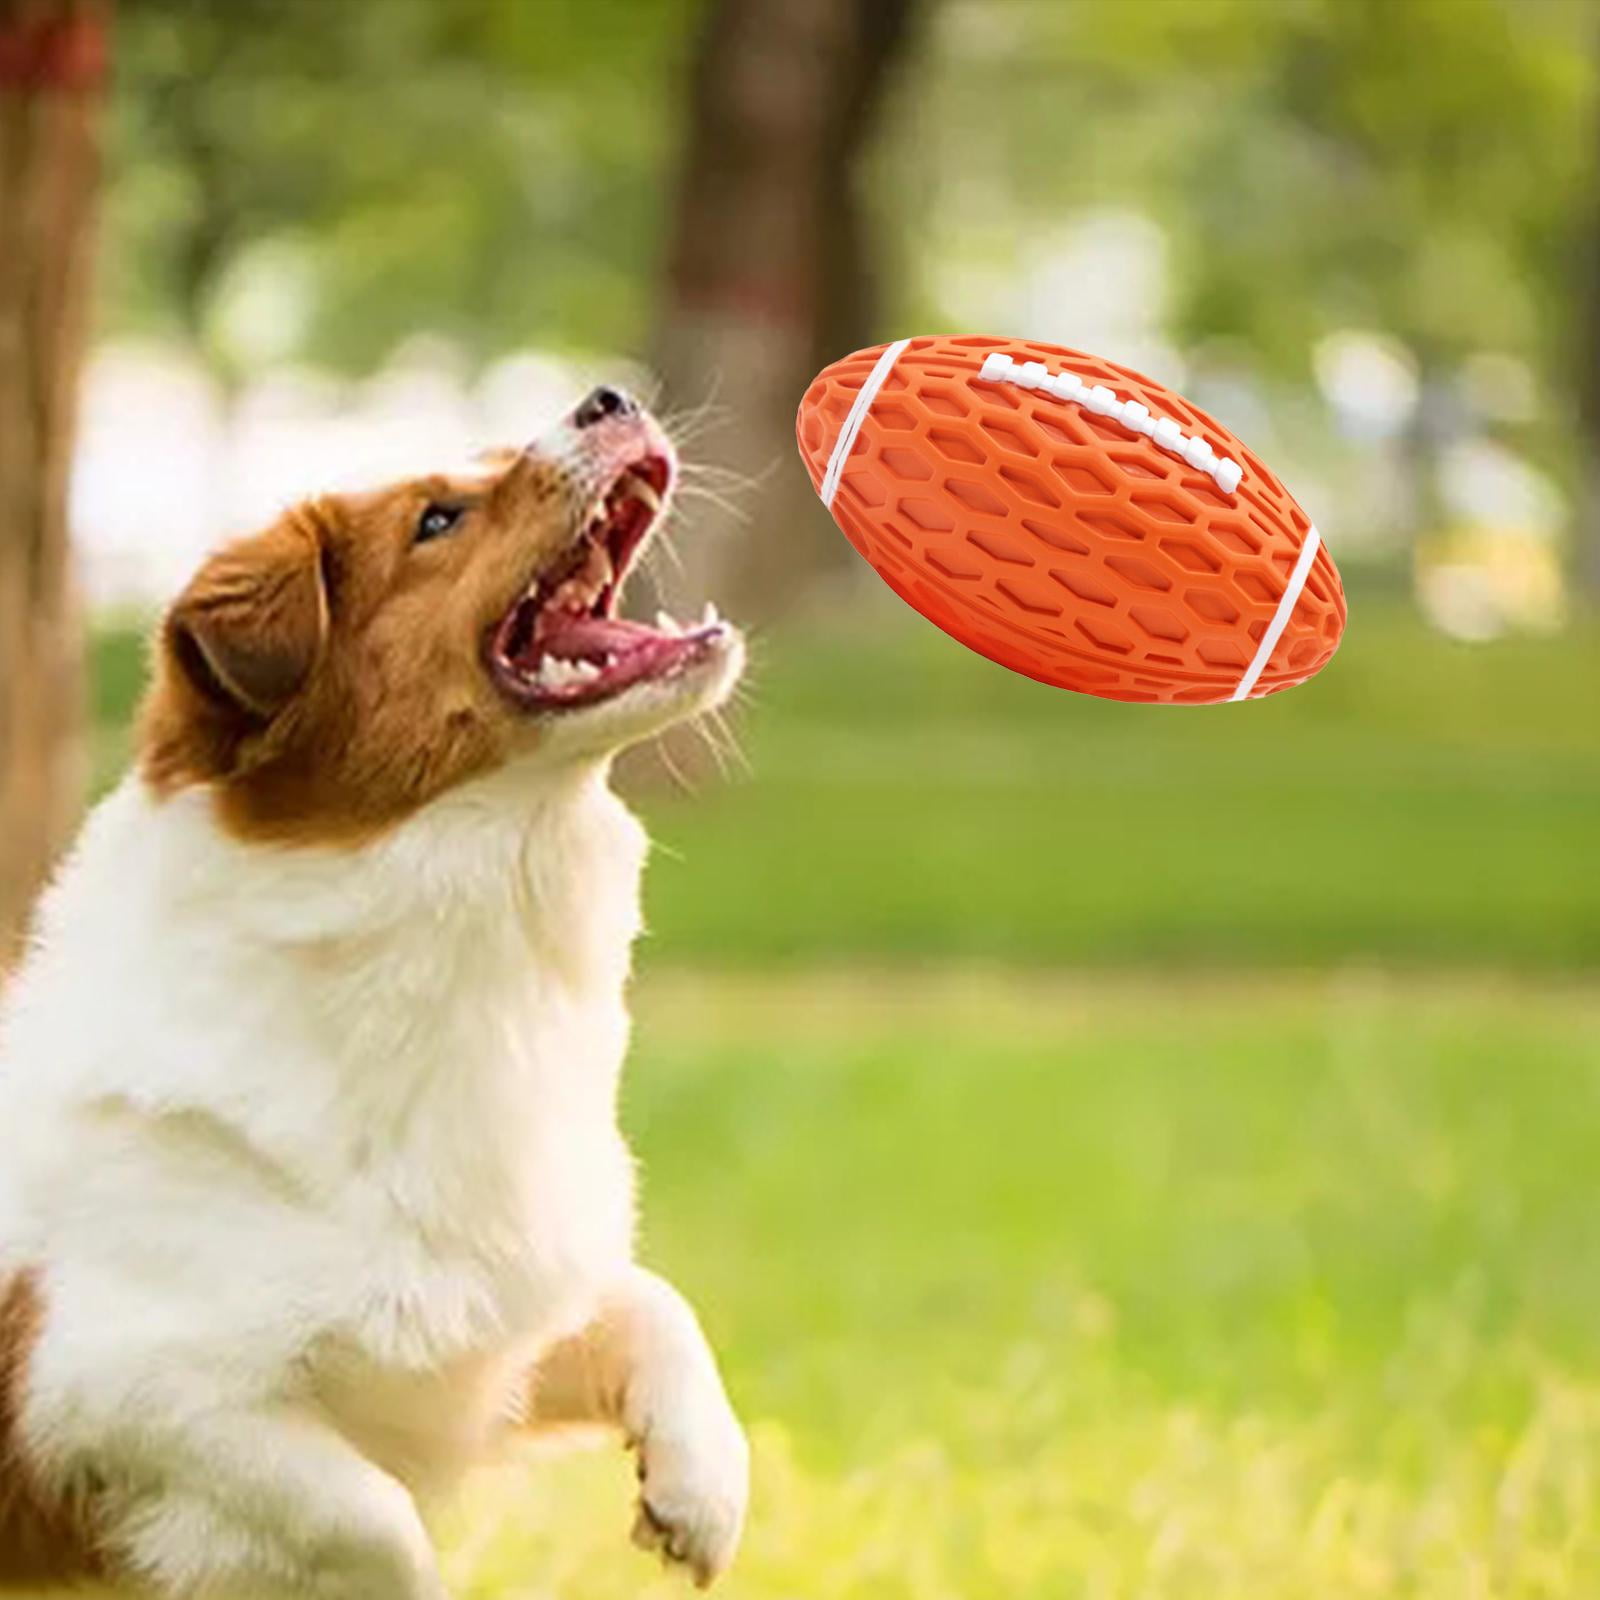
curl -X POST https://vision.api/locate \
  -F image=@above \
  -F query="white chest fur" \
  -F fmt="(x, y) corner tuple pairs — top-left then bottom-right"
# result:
(0, 761), (650, 1485)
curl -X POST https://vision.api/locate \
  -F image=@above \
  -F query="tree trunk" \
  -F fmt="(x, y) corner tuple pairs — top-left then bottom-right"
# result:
(651, 0), (918, 625)
(0, 0), (106, 963)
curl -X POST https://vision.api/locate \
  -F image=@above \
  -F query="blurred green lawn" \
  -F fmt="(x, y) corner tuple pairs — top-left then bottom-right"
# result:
(87, 607), (1600, 1594)
(92, 600), (1600, 968)
(638, 601), (1600, 969)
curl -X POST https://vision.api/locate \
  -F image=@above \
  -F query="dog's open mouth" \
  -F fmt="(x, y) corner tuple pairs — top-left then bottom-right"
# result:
(488, 453), (725, 713)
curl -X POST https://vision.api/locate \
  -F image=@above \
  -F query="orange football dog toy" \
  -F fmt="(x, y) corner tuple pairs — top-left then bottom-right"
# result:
(797, 335), (1345, 704)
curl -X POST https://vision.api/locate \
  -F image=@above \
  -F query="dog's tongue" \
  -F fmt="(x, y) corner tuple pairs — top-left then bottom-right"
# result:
(534, 613), (661, 662)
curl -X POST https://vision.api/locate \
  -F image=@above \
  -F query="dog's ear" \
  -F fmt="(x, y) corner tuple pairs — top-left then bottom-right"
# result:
(166, 514), (330, 722)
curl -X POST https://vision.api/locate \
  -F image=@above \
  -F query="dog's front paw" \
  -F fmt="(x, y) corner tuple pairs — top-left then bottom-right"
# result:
(629, 1393), (749, 1587)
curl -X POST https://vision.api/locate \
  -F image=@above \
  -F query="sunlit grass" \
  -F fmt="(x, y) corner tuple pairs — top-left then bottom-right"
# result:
(435, 971), (1600, 1598)
(454, 1390), (1600, 1600)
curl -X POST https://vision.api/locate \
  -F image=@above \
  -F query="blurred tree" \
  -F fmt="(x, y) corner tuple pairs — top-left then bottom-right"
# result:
(651, 0), (919, 622)
(0, 0), (105, 959)
(92, 0), (1598, 604)
(107, 0), (693, 377)
(1581, 24), (1600, 598)
(899, 0), (1593, 579)
(107, 0), (920, 622)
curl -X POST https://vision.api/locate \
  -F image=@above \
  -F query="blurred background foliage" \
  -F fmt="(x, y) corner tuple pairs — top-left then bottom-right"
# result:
(108, 0), (697, 373)
(99, 0), (1597, 589)
(5, 0), (1600, 1593)
(108, 0), (1592, 402)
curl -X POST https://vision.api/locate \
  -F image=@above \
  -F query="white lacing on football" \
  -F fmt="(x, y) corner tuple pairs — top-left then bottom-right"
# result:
(977, 351), (1244, 497)
(1230, 524), (1321, 701)
(821, 338), (911, 508)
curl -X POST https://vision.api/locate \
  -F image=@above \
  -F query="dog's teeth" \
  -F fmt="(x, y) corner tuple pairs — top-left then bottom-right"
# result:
(536, 657), (584, 689)
(628, 475), (662, 514)
(571, 659), (601, 682)
(700, 600), (719, 626)
(655, 609), (680, 634)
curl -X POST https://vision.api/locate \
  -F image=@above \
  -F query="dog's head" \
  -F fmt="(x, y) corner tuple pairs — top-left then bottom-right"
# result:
(139, 388), (743, 842)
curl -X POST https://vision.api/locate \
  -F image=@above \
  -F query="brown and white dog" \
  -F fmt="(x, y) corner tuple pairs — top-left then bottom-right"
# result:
(0, 387), (749, 1596)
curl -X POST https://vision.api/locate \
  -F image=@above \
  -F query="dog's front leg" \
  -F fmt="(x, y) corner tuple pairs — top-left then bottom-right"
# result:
(106, 1406), (446, 1600)
(527, 1267), (748, 1587)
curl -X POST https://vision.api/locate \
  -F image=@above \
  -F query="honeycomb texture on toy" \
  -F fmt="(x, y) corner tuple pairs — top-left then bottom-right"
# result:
(797, 334), (1346, 704)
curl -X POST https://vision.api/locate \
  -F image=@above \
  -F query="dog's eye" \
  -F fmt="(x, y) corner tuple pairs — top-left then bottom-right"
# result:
(416, 503), (464, 544)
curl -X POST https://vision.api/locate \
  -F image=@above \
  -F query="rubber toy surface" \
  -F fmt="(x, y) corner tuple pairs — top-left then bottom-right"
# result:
(798, 335), (1345, 704)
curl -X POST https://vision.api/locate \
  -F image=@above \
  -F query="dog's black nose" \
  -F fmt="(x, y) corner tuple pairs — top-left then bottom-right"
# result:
(574, 385), (637, 428)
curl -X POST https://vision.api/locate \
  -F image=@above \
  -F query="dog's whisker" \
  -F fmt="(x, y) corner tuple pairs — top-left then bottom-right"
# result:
(675, 465), (770, 502)
(660, 399), (732, 448)
(682, 455), (779, 489)
(642, 525), (689, 583)
(689, 715), (734, 783)
(675, 462), (760, 488)
(660, 372), (728, 428)
(660, 395), (741, 458)
(652, 733), (699, 796)
(704, 705), (752, 778)
(660, 399), (733, 431)
(673, 483), (755, 527)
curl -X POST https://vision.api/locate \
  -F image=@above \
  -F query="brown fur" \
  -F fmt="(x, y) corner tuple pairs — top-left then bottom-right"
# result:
(139, 450), (579, 846)
(0, 1271), (104, 1585)
(523, 1308), (630, 1430)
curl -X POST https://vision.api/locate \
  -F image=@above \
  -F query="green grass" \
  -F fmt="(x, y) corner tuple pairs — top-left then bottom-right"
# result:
(638, 601), (1600, 969)
(93, 601), (1600, 969)
(445, 972), (1600, 1598)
